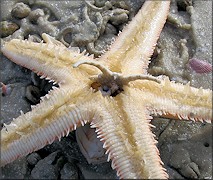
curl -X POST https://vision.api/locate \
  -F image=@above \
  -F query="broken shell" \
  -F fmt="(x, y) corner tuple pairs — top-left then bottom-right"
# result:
(0, 82), (13, 96)
(188, 58), (212, 73)
(75, 124), (107, 164)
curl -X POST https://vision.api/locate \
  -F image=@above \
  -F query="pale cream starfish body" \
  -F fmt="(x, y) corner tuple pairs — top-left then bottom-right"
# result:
(1, 1), (212, 179)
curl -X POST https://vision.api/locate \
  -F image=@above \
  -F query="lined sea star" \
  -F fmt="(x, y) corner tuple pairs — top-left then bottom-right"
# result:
(1, 1), (212, 179)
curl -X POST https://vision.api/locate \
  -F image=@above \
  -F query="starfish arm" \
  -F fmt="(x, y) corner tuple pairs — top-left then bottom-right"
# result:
(100, 1), (170, 75)
(1, 86), (98, 167)
(130, 78), (212, 122)
(1, 35), (100, 85)
(91, 93), (168, 179)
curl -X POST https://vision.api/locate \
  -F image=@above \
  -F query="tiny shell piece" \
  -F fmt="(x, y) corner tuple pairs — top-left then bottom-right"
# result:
(189, 58), (212, 73)
(1, 82), (13, 96)
(75, 124), (107, 164)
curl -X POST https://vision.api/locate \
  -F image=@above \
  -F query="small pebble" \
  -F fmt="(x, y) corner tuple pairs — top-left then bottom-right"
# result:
(28, 9), (45, 23)
(0, 21), (19, 37)
(31, 151), (60, 179)
(27, 153), (41, 166)
(25, 85), (41, 104)
(60, 163), (79, 179)
(11, 2), (31, 18)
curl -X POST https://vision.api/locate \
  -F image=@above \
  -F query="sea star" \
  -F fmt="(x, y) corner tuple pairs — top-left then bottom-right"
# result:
(1, 1), (212, 179)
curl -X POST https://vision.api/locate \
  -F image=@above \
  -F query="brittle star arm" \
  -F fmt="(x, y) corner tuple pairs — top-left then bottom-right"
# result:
(129, 78), (212, 123)
(99, 1), (170, 75)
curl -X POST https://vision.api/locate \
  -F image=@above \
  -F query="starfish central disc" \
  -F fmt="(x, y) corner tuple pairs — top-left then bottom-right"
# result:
(73, 60), (160, 96)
